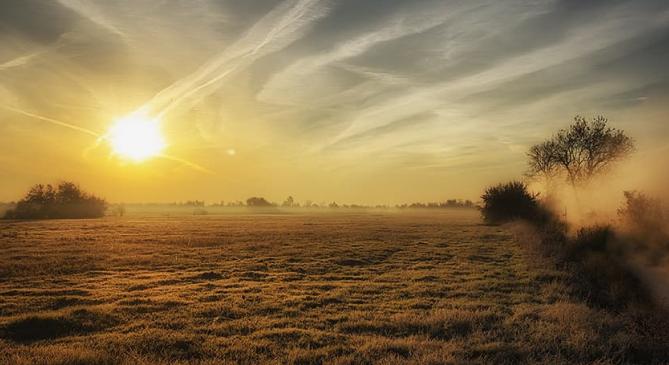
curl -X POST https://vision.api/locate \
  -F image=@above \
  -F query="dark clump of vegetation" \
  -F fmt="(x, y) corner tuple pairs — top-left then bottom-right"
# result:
(514, 196), (669, 362)
(396, 199), (476, 209)
(3, 182), (106, 220)
(245, 196), (275, 207)
(565, 226), (651, 309)
(480, 181), (543, 224)
(566, 226), (669, 363)
(516, 199), (653, 311)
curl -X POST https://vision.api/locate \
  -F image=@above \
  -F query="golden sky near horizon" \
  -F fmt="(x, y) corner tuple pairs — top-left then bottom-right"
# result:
(1, 0), (669, 204)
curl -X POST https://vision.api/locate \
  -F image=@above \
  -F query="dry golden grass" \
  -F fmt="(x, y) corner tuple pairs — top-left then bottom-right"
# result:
(0, 210), (642, 364)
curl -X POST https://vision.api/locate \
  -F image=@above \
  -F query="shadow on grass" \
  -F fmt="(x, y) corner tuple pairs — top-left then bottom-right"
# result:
(0, 309), (118, 343)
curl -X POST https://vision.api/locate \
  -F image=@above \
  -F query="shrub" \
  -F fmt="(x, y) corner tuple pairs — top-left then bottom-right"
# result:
(565, 226), (650, 309)
(567, 226), (617, 259)
(516, 204), (652, 310)
(4, 182), (106, 220)
(615, 191), (669, 265)
(532, 224), (650, 309)
(480, 181), (540, 224)
(246, 197), (273, 207)
(618, 191), (665, 232)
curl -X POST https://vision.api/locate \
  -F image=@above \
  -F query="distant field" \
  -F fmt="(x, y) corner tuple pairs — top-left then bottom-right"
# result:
(0, 211), (636, 364)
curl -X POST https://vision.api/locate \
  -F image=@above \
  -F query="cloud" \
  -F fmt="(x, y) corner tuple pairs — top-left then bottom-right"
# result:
(257, 4), (452, 105)
(0, 51), (43, 70)
(321, 1), (669, 151)
(257, 0), (557, 106)
(138, 0), (330, 118)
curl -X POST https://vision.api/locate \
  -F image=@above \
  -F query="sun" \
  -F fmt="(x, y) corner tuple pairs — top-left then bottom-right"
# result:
(107, 112), (166, 162)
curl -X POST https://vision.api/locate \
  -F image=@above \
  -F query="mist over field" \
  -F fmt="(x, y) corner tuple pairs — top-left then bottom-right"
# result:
(524, 158), (667, 230)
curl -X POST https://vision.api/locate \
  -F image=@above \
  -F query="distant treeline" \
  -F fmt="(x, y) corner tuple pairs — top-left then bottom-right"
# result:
(396, 199), (476, 209)
(2, 186), (478, 220)
(118, 196), (477, 210)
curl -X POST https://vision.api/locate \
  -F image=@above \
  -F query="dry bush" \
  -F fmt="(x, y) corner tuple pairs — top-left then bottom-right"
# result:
(480, 181), (541, 224)
(617, 191), (669, 264)
(566, 226), (651, 309)
(517, 207), (669, 362)
(618, 191), (665, 230)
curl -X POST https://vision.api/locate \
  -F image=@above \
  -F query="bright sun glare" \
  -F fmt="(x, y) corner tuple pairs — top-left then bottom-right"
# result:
(107, 113), (166, 162)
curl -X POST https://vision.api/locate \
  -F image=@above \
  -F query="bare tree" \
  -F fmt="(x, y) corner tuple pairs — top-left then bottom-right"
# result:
(528, 115), (634, 186)
(282, 196), (295, 208)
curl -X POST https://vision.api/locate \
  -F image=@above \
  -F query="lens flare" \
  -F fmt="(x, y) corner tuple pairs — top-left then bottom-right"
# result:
(107, 113), (166, 162)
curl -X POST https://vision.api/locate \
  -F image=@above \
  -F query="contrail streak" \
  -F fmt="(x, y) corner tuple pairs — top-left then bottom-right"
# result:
(140, 0), (328, 118)
(0, 104), (100, 137)
(159, 154), (214, 175)
(0, 52), (43, 71)
(56, 0), (126, 39)
(1, 105), (210, 174)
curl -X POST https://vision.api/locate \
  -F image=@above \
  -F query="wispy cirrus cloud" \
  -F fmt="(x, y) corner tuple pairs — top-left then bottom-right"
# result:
(140, 0), (330, 118)
(258, 0), (557, 106)
(56, 0), (126, 38)
(0, 50), (44, 71)
(319, 1), (669, 153)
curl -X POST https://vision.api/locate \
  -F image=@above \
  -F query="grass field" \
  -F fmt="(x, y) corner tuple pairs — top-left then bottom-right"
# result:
(0, 210), (643, 364)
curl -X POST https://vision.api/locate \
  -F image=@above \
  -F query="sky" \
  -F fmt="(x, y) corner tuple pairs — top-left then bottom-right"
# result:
(1, 0), (668, 204)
